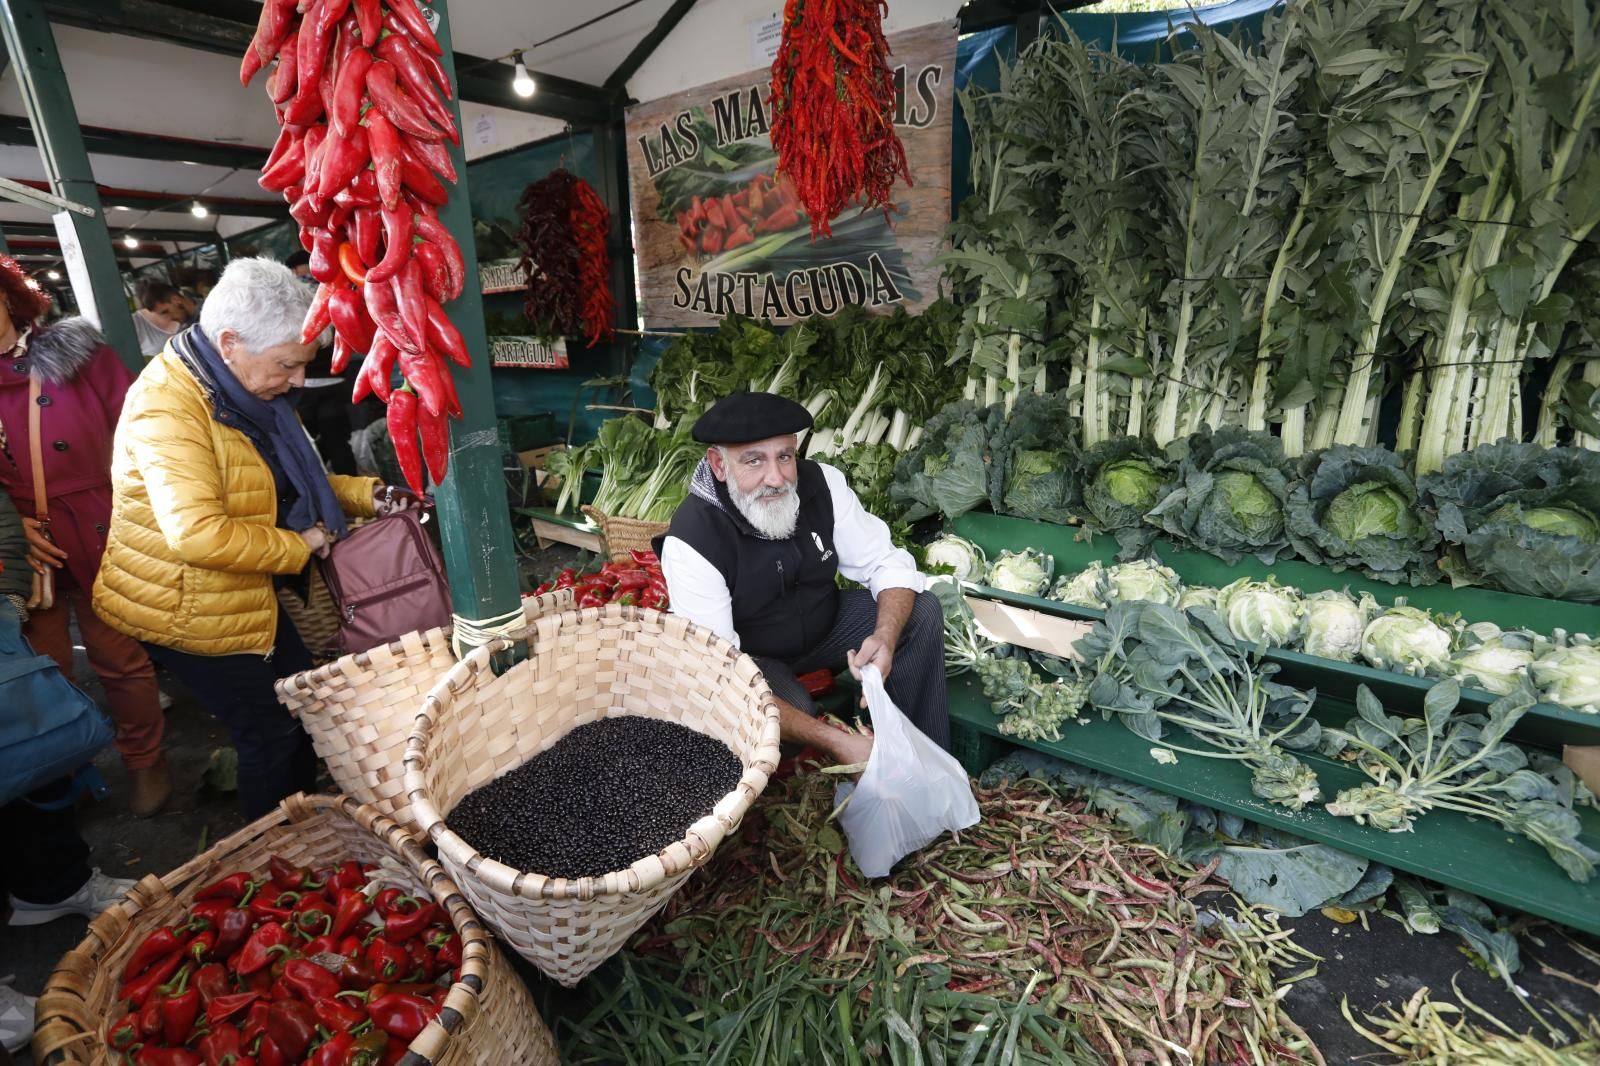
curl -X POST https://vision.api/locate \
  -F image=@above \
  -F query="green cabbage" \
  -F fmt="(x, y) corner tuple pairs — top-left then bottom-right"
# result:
(1216, 578), (1304, 647)
(889, 400), (997, 522)
(1148, 428), (1295, 565)
(987, 390), (1080, 524)
(1423, 442), (1600, 603)
(1073, 437), (1175, 559)
(923, 534), (988, 582)
(1300, 590), (1378, 663)
(986, 548), (1054, 597)
(1286, 446), (1440, 585)
(1176, 586), (1219, 611)
(1360, 606), (1455, 678)
(1530, 637), (1600, 714)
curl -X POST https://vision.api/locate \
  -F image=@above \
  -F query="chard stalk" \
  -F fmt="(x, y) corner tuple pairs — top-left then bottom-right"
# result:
(1246, 194), (1308, 433)
(1003, 272), (1033, 416)
(1083, 299), (1105, 446)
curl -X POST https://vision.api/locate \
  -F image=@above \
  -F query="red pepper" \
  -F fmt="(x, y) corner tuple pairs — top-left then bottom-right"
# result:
(398, 345), (444, 419)
(403, 937), (435, 980)
(614, 570), (651, 591)
(416, 399), (450, 484)
(337, 957), (379, 992)
(577, 590), (607, 610)
(186, 928), (218, 965)
(377, 35), (457, 138)
(310, 1032), (356, 1066)
(159, 965), (202, 1046)
(554, 569), (577, 589)
(206, 990), (263, 1027)
(106, 1010), (140, 1051)
(352, 210), (382, 275)
(387, 391), (425, 496)
(214, 904), (256, 961)
(240, 0), (295, 86)
(367, 61), (442, 142)
(364, 937), (410, 982)
(243, 999), (271, 1046)
(309, 228), (340, 285)
(250, 899), (294, 926)
(198, 1024), (247, 1066)
(135, 1048), (204, 1066)
(257, 1035), (288, 1066)
(266, 1000), (319, 1061)
(366, 992), (436, 1041)
(366, 204), (413, 285)
(123, 919), (203, 983)
(383, 3), (441, 56)
(351, 0), (380, 45)
(259, 137), (306, 193)
(411, 214), (463, 296)
(395, 258), (431, 357)
(400, 154), (448, 205)
(300, 281), (339, 346)
(302, 933), (341, 958)
(330, 861), (368, 894)
(194, 962), (232, 1008)
(295, 0), (335, 96)
(405, 134), (457, 184)
(289, 191), (332, 229)
(413, 241), (451, 303)
(269, 857), (315, 893)
(318, 126), (370, 202)
(283, 958), (343, 1002)
(413, 297), (467, 368)
(330, 887), (374, 940)
(329, 286), (376, 355)
(266, 30), (299, 105)
(428, 930), (462, 972)
(366, 109), (404, 212)
(312, 995), (369, 1034)
(329, 45), (373, 138)
(237, 922), (293, 976)
(282, 69), (328, 128)
(337, 934), (365, 958)
(292, 890), (334, 931)
(364, 273), (420, 352)
(121, 949), (186, 1008)
(353, 337), (398, 404)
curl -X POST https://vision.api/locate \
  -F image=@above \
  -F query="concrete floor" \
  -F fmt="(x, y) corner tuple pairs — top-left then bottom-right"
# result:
(5, 562), (1598, 1065)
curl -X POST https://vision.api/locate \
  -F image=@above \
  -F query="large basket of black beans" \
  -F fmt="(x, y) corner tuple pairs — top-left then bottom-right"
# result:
(402, 603), (783, 986)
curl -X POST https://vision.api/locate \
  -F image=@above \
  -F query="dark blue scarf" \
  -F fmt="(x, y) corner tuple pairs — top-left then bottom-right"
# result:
(175, 325), (349, 540)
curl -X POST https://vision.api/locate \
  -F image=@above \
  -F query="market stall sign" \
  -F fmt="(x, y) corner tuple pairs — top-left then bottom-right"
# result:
(625, 20), (957, 328)
(490, 335), (570, 370)
(480, 257), (526, 295)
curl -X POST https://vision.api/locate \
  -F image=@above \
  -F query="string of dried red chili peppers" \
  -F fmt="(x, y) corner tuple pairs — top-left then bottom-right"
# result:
(515, 168), (613, 346)
(768, 0), (911, 240)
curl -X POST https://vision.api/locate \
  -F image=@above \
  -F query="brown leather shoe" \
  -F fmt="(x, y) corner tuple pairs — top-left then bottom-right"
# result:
(127, 756), (172, 818)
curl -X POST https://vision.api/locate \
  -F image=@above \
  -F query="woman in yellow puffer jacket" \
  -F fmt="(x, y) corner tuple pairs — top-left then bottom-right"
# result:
(94, 258), (417, 818)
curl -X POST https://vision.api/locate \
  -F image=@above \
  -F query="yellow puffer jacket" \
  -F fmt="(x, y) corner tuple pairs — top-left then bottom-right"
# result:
(93, 346), (377, 656)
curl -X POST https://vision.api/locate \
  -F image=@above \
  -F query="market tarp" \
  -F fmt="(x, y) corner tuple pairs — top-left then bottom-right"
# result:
(624, 20), (959, 329)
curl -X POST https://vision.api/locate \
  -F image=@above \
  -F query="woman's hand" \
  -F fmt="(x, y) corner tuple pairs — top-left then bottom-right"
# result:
(299, 526), (332, 559)
(373, 485), (422, 516)
(21, 516), (66, 575)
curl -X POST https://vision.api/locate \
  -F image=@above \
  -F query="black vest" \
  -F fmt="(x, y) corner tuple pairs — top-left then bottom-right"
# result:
(662, 460), (840, 661)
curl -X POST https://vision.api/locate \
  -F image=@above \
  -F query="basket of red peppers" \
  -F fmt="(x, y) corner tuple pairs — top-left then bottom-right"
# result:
(32, 794), (558, 1066)
(527, 550), (669, 612)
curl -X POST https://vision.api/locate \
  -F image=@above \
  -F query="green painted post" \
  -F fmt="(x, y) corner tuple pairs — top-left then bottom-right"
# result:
(420, 0), (525, 640)
(0, 225), (9, 255)
(0, 0), (140, 370)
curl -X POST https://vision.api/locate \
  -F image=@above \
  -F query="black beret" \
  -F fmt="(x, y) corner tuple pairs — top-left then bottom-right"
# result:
(691, 392), (814, 445)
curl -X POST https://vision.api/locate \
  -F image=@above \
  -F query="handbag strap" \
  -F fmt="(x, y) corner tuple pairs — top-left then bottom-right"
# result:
(28, 374), (47, 526)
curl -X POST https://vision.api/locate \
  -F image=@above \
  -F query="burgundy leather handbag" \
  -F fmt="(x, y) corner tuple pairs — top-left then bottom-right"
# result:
(320, 509), (452, 655)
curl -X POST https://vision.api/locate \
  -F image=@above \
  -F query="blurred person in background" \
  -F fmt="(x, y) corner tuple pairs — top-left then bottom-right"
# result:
(93, 258), (417, 819)
(132, 278), (188, 359)
(0, 256), (170, 816)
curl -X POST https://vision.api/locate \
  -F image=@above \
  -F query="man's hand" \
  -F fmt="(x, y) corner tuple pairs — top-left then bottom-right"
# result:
(848, 587), (916, 707)
(847, 633), (894, 684)
(21, 516), (66, 575)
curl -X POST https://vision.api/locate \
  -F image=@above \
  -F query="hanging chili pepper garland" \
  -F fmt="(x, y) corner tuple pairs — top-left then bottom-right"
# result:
(242, 0), (466, 497)
(515, 168), (614, 347)
(768, 0), (912, 240)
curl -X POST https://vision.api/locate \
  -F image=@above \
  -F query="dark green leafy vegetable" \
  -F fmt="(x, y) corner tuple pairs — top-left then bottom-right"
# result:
(1073, 436), (1175, 558)
(889, 400), (996, 521)
(986, 389), (1080, 523)
(1148, 428), (1295, 565)
(1285, 445), (1441, 585)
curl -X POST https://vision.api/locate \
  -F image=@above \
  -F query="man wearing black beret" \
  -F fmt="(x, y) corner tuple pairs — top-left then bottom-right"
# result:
(658, 392), (949, 765)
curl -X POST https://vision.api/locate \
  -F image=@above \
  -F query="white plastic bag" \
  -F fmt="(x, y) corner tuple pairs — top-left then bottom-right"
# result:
(836, 665), (980, 877)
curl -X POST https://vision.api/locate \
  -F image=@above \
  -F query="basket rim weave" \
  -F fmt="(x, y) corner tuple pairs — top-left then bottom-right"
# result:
(34, 793), (521, 1065)
(401, 604), (782, 903)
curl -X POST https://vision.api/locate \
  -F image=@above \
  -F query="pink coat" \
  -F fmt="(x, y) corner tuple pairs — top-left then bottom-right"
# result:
(0, 318), (135, 592)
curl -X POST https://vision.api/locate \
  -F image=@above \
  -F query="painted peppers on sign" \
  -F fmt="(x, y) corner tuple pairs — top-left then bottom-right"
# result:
(625, 20), (957, 328)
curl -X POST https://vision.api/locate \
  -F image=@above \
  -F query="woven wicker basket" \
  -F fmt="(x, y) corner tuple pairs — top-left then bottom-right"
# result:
(275, 589), (576, 839)
(581, 504), (669, 563)
(277, 562), (342, 664)
(402, 604), (782, 986)
(32, 793), (559, 1066)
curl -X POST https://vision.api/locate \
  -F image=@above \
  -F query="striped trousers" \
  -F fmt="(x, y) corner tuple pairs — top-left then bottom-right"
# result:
(753, 588), (951, 751)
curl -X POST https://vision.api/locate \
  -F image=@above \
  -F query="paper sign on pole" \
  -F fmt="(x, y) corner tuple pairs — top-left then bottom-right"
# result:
(52, 210), (102, 329)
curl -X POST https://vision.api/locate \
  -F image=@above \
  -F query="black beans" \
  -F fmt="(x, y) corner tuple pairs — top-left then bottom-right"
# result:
(446, 715), (744, 880)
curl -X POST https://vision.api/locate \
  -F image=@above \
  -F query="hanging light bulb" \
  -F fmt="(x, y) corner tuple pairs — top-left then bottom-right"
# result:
(46, 270), (61, 280)
(123, 234), (139, 249)
(191, 201), (209, 219)
(512, 53), (537, 98)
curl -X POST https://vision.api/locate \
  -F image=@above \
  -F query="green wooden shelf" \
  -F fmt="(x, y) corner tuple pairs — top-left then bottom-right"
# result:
(950, 512), (1600, 636)
(946, 679), (1600, 936)
(965, 583), (1600, 750)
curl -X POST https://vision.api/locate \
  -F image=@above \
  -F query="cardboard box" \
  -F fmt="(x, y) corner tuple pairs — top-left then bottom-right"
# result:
(967, 595), (1094, 659)
(1565, 745), (1600, 796)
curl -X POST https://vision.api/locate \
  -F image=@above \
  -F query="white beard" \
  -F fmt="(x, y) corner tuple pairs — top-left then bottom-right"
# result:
(727, 477), (801, 540)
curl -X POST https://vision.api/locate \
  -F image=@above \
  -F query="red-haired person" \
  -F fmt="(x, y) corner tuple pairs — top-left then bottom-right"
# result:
(0, 258), (170, 816)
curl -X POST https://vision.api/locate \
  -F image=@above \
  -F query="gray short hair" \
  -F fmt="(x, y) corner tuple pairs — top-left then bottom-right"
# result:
(199, 257), (313, 353)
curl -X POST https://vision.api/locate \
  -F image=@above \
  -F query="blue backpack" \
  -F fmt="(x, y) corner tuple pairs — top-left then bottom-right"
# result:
(0, 600), (113, 807)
